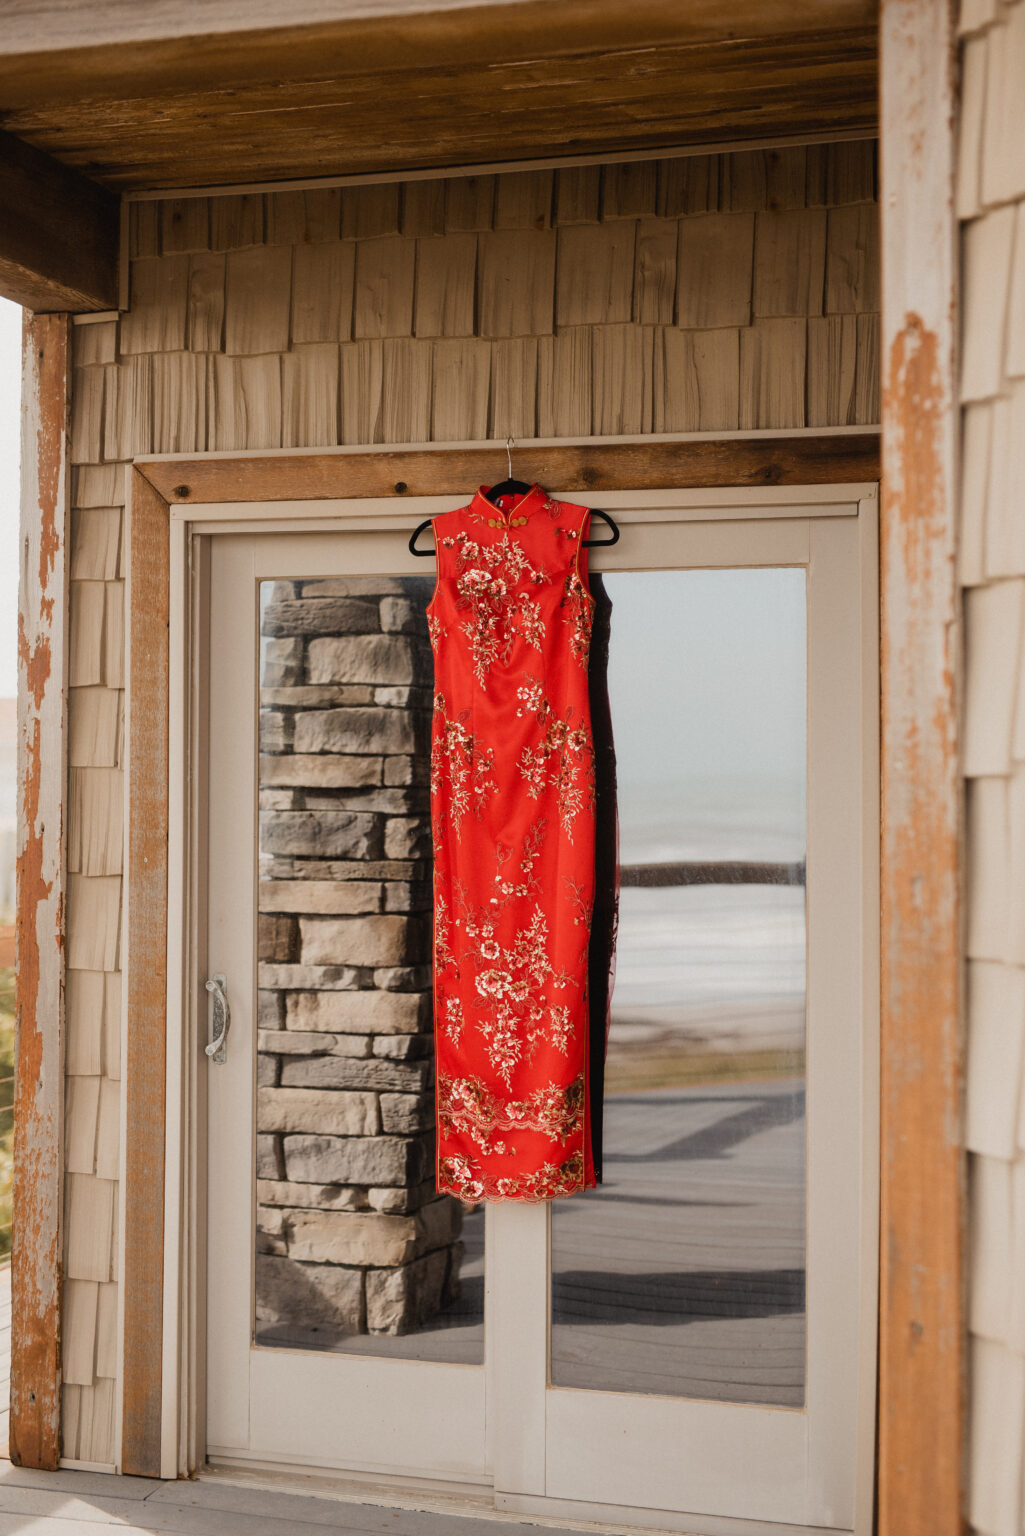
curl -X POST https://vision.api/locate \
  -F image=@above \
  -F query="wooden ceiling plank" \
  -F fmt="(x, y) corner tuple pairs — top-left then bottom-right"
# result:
(0, 129), (118, 311)
(0, 1), (879, 106)
(0, 26), (877, 193)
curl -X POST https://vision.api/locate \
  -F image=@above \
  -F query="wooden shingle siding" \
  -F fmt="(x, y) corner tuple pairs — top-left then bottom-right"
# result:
(490, 337), (539, 441)
(494, 170), (553, 231)
(957, 3), (1025, 1532)
(634, 219), (678, 326)
(291, 244), (355, 345)
(187, 253), (226, 353)
(120, 257), (189, 354)
(676, 214), (754, 329)
(752, 209), (827, 319)
(353, 236), (416, 339)
(210, 194), (265, 253)
(556, 222), (636, 328)
(281, 345), (340, 449)
(160, 199), (210, 257)
(265, 187), (342, 245)
(414, 233), (477, 339)
(224, 246), (292, 355)
(60, 140), (880, 1470)
(479, 228), (556, 338)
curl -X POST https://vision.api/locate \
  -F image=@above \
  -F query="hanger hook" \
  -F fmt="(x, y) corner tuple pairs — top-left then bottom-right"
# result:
(506, 436), (514, 479)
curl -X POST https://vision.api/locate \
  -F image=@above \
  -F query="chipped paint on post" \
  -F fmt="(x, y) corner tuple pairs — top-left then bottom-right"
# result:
(879, 3), (964, 1534)
(12, 313), (70, 1470)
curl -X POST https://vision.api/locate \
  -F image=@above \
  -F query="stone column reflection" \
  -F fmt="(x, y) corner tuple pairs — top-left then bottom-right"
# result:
(254, 576), (465, 1344)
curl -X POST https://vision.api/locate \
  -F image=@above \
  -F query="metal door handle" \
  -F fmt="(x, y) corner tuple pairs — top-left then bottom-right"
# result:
(205, 974), (230, 1064)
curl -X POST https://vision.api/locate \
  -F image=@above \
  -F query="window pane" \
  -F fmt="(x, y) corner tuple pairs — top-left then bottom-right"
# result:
(550, 568), (807, 1406)
(253, 575), (483, 1364)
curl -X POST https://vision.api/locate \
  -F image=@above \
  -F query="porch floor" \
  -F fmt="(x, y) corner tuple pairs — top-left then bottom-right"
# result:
(0, 1265), (641, 1535)
(0, 1463), (650, 1536)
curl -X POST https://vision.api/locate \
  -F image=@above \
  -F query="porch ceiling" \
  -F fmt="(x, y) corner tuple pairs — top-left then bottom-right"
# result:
(0, 0), (878, 192)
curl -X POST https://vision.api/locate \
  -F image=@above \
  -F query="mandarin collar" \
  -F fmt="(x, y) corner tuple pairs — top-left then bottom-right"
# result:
(471, 482), (551, 523)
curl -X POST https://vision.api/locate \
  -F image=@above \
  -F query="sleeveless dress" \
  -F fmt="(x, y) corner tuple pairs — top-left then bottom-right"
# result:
(427, 482), (598, 1203)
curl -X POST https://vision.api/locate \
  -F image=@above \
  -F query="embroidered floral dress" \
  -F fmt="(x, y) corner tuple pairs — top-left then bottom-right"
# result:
(427, 482), (598, 1203)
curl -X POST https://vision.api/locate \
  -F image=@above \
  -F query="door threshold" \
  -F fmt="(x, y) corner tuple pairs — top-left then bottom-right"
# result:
(201, 1459), (686, 1534)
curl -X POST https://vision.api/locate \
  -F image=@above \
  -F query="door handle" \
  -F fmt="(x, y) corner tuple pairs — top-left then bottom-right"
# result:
(205, 974), (231, 1064)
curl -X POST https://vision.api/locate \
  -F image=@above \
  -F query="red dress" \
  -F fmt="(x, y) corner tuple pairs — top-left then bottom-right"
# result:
(427, 482), (598, 1202)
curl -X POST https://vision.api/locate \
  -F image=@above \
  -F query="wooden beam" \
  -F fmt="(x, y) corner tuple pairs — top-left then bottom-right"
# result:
(137, 433), (880, 506)
(121, 470), (170, 1477)
(12, 312), (70, 1471)
(877, 3), (963, 1535)
(0, 5), (878, 191)
(0, 0), (877, 58)
(0, 129), (118, 312)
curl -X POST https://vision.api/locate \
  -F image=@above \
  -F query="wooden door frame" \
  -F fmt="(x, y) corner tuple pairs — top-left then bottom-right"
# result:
(877, 6), (964, 1536)
(17, 378), (964, 1529)
(118, 430), (882, 1484)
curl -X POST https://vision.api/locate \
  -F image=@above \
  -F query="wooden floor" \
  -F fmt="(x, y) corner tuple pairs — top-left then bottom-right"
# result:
(0, 1265), (618, 1534)
(0, 1463), (644, 1536)
(0, 1064), (804, 1530)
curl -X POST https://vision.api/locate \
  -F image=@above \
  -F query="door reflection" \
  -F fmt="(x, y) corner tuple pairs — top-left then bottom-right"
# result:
(551, 569), (808, 1406)
(253, 575), (483, 1364)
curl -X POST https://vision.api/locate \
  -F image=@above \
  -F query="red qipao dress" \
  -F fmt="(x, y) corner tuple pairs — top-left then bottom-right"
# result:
(427, 482), (599, 1203)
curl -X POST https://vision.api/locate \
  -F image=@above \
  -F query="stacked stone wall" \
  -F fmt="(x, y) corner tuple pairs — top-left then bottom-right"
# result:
(254, 574), (463, 1339)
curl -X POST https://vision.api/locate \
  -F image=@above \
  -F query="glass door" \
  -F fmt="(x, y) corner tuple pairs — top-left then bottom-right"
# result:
(491, 510), (876, 1531)
(205, 529), (488, 1480)
(201, 494), (876, 1531)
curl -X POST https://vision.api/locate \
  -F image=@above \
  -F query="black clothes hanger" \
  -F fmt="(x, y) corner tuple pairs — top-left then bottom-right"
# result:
(409, 518), (436, 556)
(407, 437), (621, 554)
(582, 510), (619, 548)
(483, 476), (533, 503)
(408, 502), (619, 554)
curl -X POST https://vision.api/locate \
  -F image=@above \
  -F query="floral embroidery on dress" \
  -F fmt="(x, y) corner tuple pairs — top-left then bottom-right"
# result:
(434, 893), (457, 974)
(430, 692), (497, 832)
(430, 482), (603, 1204)
(517, 699), (595, 835)
(560, 569), (593, 666)
(440, 992), (466, 1046)
(439, 1073), (586, 1155)
(439, 1149), (587, 1204)
(493, 817), (546, 902)
(454, 899), (578, 1086)
(441, 530), (548, 688)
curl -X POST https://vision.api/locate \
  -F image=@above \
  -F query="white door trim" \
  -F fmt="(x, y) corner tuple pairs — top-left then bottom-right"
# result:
(162, 482), (879, 1528)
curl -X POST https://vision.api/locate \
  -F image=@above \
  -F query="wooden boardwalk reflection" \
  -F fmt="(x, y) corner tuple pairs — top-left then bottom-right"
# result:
(552, 1078), (806, 1406)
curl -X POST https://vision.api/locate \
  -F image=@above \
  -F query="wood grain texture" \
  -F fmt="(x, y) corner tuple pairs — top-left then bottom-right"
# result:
(121, 469), (169, 1478)
(878, 2), (964, 1534)
(807, 313), (858, 426)
(0, 19), (877, 193)
(634, 218), (679, 326)
(676, 214), (755, 329)
(740, 318), (807, 429)
(556, 222), (635, 328)
(0, 129), (117, 311)
(12, 311), (69, 1472)
(414, 233), (477, 339)
(290, 244), (353, 346)
(137, 433), (879, 507)
(491, 337), (539, 440)
(752, 208), (827, 318)
(353, 237), (416, 341)
(160, 199), (209, 257)
(224, 246), (292, 356)
(653, 328), (741, 432)
(478, 229), (556, 338)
